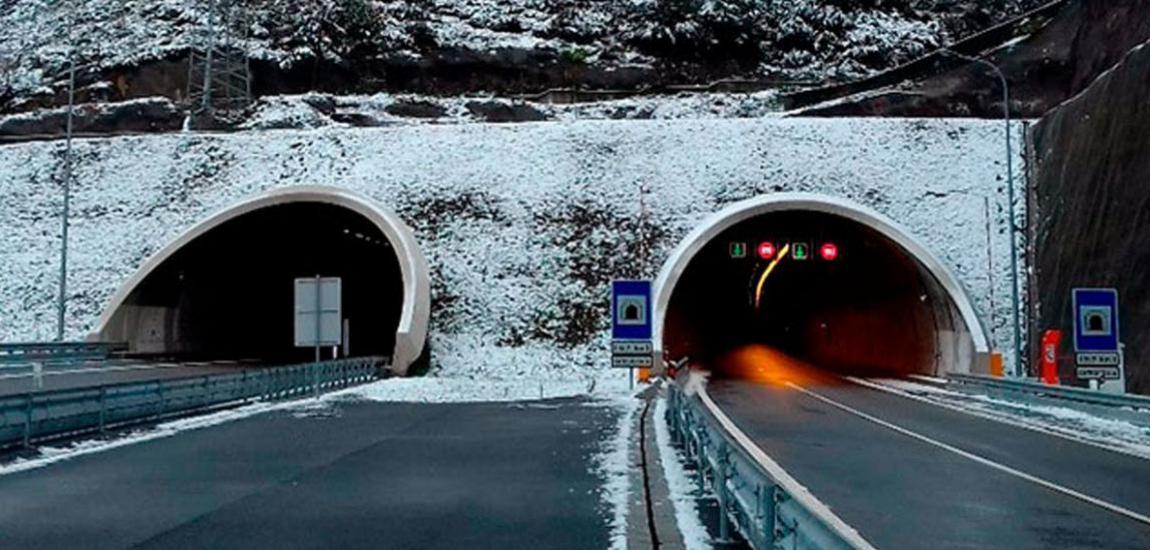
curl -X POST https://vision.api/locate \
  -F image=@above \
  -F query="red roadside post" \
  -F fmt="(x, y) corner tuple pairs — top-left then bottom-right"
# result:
(1040, 329), (1062, 385)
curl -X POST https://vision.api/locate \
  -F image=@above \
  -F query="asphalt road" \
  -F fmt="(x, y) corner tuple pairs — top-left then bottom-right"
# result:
(709, 377), (1150, 549)
(0, 361), (263, 396)
(0, 397), (618, 550)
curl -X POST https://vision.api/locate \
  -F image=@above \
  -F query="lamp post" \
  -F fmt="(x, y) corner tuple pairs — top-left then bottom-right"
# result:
(944, 48), (1022, 378)
(56, 48), (77, 342)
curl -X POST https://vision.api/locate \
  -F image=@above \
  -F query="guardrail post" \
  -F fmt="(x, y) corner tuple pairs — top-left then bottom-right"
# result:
(157, 382), (165, 416)
(716, 447), (733, 543)
(23, 393), (34, 448)
(772, 487), (796, 546)
(98, 386), (107, 433)
(312, 363), (320, 399)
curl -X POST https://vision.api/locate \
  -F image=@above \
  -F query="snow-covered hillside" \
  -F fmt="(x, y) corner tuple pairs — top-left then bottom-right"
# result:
(1, 0), (1046, 112)
(0, 117), (1026, 378)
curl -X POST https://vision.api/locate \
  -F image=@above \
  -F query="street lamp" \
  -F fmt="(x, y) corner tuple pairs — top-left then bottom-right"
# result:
(943, 48), (1022, 378)
(56, 13), (80, 342)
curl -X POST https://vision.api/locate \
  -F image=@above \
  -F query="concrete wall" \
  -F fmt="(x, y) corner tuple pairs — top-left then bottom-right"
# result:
(0, 118), (1024, 379)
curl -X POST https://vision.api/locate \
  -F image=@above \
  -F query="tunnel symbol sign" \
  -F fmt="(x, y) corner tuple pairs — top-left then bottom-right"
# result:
(1072, 288), (1119, 352)
(612, 280), (652, 340)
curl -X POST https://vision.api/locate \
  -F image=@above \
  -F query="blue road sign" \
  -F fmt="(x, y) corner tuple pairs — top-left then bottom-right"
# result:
(612, 280), (652, 340)
(1073, 288), (1120, 352)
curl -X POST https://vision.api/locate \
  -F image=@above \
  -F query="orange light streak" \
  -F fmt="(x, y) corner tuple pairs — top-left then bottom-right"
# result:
(754, 243), (789, 309)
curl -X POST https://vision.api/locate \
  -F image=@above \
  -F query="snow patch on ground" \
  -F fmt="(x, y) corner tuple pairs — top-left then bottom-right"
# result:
(654, 396), (711, 550)
(230, 91), (784, 129)
(328, 371), (631, 404)
(591, 393), (640, 550)
(872, 378), (1150, 457)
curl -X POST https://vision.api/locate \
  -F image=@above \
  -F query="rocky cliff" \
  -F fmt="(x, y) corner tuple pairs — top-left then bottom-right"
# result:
(1030, 38), (1150, 394)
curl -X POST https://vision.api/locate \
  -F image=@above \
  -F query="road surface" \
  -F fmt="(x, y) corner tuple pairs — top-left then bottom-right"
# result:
(709, 376), (1150, 549)
(0, 397), (617, 550)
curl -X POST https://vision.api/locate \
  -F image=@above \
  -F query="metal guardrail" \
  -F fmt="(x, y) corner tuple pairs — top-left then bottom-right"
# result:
(0, 356), (384, 449)
(0, 341), (127, 365)
(948, 373), (1150, 411)
(666, 382), (874, 550)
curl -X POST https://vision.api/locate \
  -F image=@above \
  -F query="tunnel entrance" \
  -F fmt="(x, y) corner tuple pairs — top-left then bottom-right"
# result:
(94, 188), (431, 373)
(656, 194), (989, 380)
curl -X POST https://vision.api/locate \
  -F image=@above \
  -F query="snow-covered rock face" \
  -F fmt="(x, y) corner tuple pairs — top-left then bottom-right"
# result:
(1, 0), (1044, 111)
(0, 117), (1026, 378)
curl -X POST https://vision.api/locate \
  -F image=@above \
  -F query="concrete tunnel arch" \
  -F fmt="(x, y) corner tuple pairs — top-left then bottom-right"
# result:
(653, 193), (991, 377)
(91, 186), (431, 375)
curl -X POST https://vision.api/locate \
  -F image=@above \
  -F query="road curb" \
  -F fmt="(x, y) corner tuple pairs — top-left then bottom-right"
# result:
(626, 383), (687, 549)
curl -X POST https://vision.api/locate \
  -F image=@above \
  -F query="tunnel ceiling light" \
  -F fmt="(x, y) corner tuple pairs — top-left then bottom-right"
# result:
(757, 241), (777, 260)
(819, 242), (839, 261)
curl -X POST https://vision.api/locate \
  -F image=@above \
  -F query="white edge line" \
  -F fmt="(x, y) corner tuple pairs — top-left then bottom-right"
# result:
(906, 374), (947, 386)
(788, 382), (1150, 527)
(846, 376), (1150, 461)
(697, 386), (878, 550)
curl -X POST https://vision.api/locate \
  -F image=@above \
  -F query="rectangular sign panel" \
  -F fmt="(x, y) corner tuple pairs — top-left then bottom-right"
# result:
(1076, 367), (1121, 380)
(1072, 288), (1119, 352)
(612, 341), (653, 355)
(612, 354), (653, 369)
(612, 280), (652, 340)
(1075, 352), (1121, 366)
(295, 277), (342, 347)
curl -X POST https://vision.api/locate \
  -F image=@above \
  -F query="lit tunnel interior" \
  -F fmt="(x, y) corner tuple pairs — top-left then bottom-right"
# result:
(100, 202), (404, 363)
(663, 209), (974, 381)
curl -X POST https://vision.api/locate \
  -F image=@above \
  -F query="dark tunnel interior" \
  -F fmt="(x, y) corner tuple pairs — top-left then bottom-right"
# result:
(664, 210), (965, 380)
(109, 202), (404, 363)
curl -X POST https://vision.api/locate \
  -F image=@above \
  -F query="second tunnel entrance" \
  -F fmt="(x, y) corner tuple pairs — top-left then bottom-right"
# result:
(657, 195), (988, 380)
(96, 196), (409, 365)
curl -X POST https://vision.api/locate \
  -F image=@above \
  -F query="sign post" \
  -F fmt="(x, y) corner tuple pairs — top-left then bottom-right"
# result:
(295, 277), (343, 362)
(1072, 288), (1124, 394)
(611, 280), (653, 388)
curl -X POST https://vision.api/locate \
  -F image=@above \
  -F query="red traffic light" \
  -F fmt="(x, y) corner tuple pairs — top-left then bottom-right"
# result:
(819, 242), (839, 261)
(757, 241), (777, 260)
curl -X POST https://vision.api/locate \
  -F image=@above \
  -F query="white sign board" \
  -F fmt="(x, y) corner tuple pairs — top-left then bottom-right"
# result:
(294, 277), (342, 347)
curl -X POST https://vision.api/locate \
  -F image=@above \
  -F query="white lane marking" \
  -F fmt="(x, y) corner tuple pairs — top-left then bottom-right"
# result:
(787, 381), (1150, 527)
(697, 385), (878, 550)
(0, 362), (238, 381)
(846, 376), (1150, 461)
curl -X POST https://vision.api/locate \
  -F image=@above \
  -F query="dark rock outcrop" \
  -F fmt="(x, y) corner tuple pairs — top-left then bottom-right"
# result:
(384, 100), (448, 119)
(1029, 38), (1150, 394)
(796, 0), (1150, 119)
(464, 100), (549, 123)
(0, 97), (183, 139)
